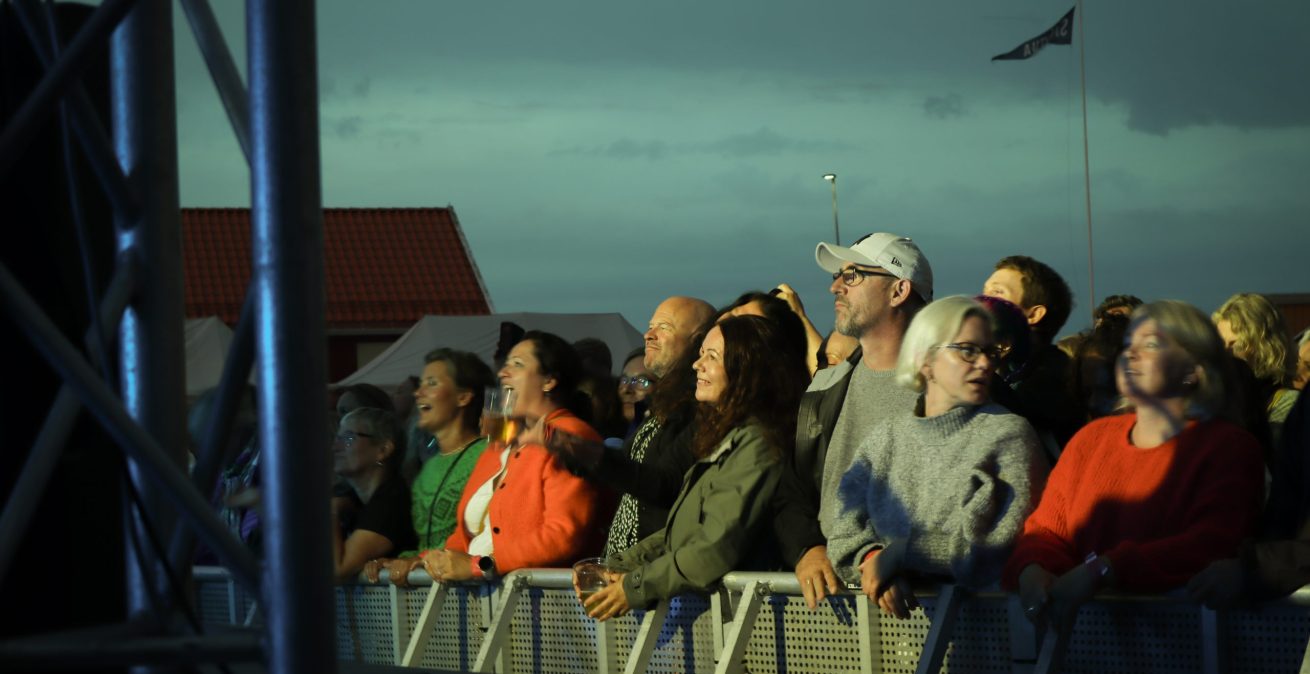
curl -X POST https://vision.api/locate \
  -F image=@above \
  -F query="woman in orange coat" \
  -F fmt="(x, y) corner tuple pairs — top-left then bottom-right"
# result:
(423, 331), (613, 580)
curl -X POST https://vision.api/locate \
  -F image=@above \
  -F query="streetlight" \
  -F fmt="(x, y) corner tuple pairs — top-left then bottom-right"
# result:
(822, 173), (840, 245)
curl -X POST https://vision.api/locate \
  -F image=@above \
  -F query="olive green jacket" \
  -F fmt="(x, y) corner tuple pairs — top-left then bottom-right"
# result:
(607, 421), (782, 608)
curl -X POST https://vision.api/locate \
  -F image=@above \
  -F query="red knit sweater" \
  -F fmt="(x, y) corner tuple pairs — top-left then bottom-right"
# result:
(445, 409), (615, 572)
(1001, 414), (1264, 592)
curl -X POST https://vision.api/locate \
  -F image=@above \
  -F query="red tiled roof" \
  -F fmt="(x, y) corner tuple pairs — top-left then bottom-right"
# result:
(182, 207), (492, 327)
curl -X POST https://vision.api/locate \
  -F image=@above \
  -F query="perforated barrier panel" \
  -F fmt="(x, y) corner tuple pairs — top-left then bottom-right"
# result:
(191, 568), (1310, 673)
(1227, 603), (1310, 674)
(336, 584), (396, 664)
(743, 594), (865, 673)
(398, 584), (487, 672)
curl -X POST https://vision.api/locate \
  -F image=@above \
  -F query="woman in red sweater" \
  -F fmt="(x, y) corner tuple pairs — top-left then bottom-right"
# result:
(1002, 300), (1264, 634)
(422, 331), (612, 581)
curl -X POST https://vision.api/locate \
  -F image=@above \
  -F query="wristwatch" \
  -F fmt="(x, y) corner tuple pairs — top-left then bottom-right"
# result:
(1084, 552), (1112, 581)
(476, 555), (499, 580)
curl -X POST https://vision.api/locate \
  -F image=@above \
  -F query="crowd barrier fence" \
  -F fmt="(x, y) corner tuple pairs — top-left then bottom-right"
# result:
(193, 566), (1310, 673)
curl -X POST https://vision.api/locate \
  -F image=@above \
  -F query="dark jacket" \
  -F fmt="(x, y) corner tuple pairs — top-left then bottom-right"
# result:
(608, 422), (783, 608)
(1242, 391), (1310, 599)
(993, 343), (1079, 462)
(772, 347), (861, 567)
(589, 411), (698, 541)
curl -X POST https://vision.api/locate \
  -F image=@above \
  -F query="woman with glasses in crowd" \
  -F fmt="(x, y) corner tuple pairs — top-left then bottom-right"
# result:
(331, 407), (417, 582)
(422, 331), (613, 581)
(1003, 300), (1264, 635)
(617, 347), (655, 431)
(581, 315), (809, 620)
(364, 348), (496, 586)
(824, 296), (1047, 618)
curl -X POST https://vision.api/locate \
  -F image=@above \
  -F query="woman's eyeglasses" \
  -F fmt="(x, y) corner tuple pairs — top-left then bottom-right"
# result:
(832, 267), (897, 287)
(619, 375), (653, 389)
(939, 342), (1007, 363)
(334, 430), (376, 447)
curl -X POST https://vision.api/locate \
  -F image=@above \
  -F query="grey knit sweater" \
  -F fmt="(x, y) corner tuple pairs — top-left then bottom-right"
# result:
(822, 402), (1047, 589)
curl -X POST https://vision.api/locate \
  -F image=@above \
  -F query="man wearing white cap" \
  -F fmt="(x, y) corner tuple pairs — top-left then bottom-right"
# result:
(774, 232), (933, 610)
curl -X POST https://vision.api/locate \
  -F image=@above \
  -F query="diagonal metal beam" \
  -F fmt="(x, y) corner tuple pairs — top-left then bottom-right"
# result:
(178, 0), (252, 162)
(0, 261), (260, 595)
(0, 261), (135, 587)
(167, 289), (255, 572)
(0, 0), (139, 185)
(9, 0), (141, 221)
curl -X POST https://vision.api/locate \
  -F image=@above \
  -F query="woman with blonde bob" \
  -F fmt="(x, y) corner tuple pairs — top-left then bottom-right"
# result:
(1003, 300), (1265, 635)
(824, 296), (1047, 619)
(1213, 292), (1300, 446)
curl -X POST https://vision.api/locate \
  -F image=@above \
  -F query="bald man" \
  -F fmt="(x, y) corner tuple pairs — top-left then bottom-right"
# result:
(557, 296), (715, 556)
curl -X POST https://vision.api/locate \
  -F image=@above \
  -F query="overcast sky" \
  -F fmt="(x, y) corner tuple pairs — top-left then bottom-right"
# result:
(174, 0), (1310, 336)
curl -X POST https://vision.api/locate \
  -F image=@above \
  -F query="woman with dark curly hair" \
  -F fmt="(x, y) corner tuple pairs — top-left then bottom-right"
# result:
(582, 315), (809, 619)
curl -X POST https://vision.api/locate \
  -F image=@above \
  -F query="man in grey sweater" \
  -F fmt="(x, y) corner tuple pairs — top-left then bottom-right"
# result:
(772, 232), (932, 610)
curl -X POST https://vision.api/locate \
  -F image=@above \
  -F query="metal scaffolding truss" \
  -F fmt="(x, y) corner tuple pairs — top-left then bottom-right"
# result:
(0, 0), (333, 671)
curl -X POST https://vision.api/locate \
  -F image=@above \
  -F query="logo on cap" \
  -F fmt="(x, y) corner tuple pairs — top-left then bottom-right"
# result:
(889, 256), (902, 268)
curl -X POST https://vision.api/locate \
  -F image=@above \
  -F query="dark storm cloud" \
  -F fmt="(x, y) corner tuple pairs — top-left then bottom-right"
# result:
(332, 116), (363, 139)
(551, 127), (858, 161)
(923, 94), (966, 119)
(314, 1), (1309, 135)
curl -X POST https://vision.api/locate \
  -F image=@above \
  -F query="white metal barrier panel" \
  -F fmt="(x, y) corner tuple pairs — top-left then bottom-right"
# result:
(193, 566), (1310, 673)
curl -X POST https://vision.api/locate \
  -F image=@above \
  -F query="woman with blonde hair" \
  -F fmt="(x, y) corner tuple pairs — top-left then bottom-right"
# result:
(1004, 300), (1265, 635)
(824, 296), (1047, 618)
(1213, 292), (1300, 446)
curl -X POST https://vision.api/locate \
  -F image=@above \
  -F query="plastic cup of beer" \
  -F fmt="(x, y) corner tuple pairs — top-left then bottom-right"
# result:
(572, 557), (610, 604)
(483, 386), (520, 445)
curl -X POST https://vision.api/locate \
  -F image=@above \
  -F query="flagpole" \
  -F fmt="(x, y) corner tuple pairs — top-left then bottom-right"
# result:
(1076, 0), (1095, 321)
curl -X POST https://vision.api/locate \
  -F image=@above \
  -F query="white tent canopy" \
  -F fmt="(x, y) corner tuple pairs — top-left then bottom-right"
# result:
(337, 312), (645, 389)
(185, 316), (236, 397)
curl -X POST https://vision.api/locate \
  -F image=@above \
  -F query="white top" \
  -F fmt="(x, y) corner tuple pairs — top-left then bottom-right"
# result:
(464, 446), (511, 557)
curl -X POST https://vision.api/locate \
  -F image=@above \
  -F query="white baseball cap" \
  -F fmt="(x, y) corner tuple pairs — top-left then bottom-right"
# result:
(815, 232), (934, 302)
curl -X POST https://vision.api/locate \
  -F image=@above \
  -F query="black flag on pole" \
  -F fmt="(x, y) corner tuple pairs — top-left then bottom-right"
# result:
(991, 7), (1075, 61)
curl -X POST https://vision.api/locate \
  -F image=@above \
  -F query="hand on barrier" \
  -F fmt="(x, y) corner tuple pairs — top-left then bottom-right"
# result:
(383, 557), (425, 587)
(422, 549), (475, 582)
(1046, 563), (1101, 635)
(796, 546), (841, 611)
(877, 578), (919, 619)
(363, 558), (389, 583)
(583, 571), (630, 621)
(861, 542), (918, 619)
(1186, 558), (1245, 609)
(1018, 564), (1055, 627)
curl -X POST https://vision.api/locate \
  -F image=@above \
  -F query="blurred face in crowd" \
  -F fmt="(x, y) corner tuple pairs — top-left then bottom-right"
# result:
(414, 360), (471, 434)
(831, 263), (896, 338)
(644, 298), (701, 378)
(1116, 319), (1199, 403)
(499, 339), (554, 417)
(333, 416), (385, 477)
(924, 315), (996, 410)
(1294, 340), (1310, 390)
(1214, 319), (1243, 359)
(617, 355), (653, 407)
(982, 268), (1027, 308)
(693, 327), (728, 404)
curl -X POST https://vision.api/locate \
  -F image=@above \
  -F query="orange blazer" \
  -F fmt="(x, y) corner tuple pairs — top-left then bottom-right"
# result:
(445, 409), (614, 572)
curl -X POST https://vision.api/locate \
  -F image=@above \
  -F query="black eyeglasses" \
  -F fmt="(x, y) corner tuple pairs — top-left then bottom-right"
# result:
(619, 375), (654, 389)
(334, 430), (376, 447)
(832, 267), (897, 287)
(938, 342), (1006, 363)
